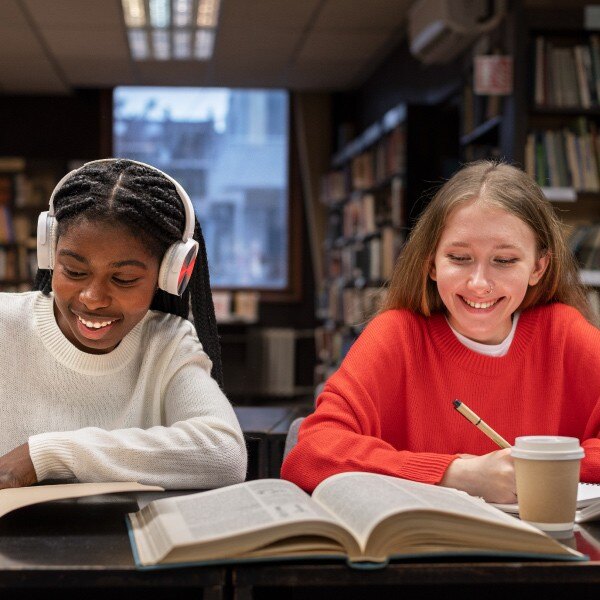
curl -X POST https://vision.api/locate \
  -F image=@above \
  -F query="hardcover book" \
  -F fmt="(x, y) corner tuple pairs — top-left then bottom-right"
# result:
(127, 472), (584, 569)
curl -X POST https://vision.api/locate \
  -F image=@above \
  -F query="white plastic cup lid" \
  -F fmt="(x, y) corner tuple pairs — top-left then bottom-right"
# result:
(511, 436), (584, 460)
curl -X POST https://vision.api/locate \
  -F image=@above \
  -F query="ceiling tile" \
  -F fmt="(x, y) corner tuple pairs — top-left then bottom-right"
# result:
(0, 0), (414, 93)
(0, 0), (29, 25)
(0, 23), (69, 93)
(296, 31), (390, 63)
(209, 67), (289, 88)
(23, 0), (124, 29)
(215, 27), (299, 61)
(220, 0), (321, 29)
(0, 62), (68, 93)
(42, 28), (129, 60)
(286, 62), (363, 90)
(135, 61), (214, 86)
(314, 0), (411, 30)
(60, 58), (135, 87)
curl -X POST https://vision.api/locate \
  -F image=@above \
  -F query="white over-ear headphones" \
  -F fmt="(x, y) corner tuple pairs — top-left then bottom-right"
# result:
(37, 158), (199, 296)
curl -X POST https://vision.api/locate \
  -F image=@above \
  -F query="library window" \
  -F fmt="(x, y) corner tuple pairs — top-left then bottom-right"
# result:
(113, 87), (289, 290)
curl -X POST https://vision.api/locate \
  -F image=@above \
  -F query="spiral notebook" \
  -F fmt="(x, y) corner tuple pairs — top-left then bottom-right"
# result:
(493, 483), (600, 523)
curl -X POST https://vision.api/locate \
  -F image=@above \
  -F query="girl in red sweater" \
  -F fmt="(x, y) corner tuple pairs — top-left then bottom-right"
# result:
(281, 161), (600, 503)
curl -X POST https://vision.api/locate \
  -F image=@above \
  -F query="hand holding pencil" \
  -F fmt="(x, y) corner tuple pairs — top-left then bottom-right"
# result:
(440, 400), (516, 503)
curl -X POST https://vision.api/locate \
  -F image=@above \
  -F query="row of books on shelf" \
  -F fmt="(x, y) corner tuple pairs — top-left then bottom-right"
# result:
(314, 325), (361, 381)
(525, 118), (600, 192)
(0, 209), (39, 244)
(534, 36), (600, 109)
(0, 245), (37, 285)
(570, 223), (600, 271)
(326, 178), (405, 240)
(0, 160), (57, 210)
(316, 282), (386, 328)
(320, 126), (406, 204)
(325, 227), (405, 284)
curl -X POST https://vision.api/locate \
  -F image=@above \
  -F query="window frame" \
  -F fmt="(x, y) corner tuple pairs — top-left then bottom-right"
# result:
(103, 88), (301, 302)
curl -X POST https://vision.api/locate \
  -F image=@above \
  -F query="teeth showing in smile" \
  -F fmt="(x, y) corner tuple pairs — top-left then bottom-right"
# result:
(77, 315), (116, 329)
(462, 298), (499, 309)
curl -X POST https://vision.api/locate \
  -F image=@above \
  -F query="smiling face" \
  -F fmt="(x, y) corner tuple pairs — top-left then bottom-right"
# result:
(429, 199), (549, 344)
(51, 219), (160, 354)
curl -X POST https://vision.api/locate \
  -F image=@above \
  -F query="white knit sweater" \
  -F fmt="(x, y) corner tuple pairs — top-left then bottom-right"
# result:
(0, 292), (247, 489)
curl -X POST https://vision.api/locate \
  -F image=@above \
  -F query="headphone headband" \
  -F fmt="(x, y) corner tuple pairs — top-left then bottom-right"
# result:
(39, 158), (200, 296)
(48, 158), (196, 241)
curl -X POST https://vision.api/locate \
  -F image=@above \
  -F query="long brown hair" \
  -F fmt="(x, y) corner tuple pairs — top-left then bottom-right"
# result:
(383, 160), (591, 320)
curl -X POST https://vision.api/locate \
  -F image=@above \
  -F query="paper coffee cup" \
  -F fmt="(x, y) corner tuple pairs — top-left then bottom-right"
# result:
(511, 436), (584, 532)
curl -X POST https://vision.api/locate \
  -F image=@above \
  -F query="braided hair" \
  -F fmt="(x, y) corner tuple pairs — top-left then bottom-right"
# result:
(33, 159), (223, 387)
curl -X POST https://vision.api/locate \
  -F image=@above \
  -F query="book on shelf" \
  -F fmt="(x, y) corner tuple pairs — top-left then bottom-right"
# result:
(127, 472), (584, 569)
(535, 36), (600, 109)
(493, 483), (600, 523)
(570, 224), (600, 271)
(591, 35), (600, 104)
(525, 119), (600, 192)
(314, 325), (364, 373)
(588, 289), (600, 325)
(320, 170), (348, 206)
(0, 207), (15, 244)
(0, 481), (164, 519)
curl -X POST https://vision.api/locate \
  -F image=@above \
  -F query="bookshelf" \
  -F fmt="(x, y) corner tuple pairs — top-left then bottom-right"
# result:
(455, 7), (599, 322)
(459, 69), (506, 162)
(314, 103), (457, 384)
(455, 9), (520, 165)
(0, 158), (63, 292)
(516, 10), (600, 321)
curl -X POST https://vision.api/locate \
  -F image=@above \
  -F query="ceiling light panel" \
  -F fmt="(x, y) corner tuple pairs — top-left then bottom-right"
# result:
(195, 29), (215, 59)
(123, 0), (219, 61)
(128, 29), (150, 59)
(152, 29), (171, 59)
(122, 0), (147, 27)
(197, 0), (221, 27)
(173, 30), (192, 59)
(173, 0), (193, 27)
(149, 0), (171, 27)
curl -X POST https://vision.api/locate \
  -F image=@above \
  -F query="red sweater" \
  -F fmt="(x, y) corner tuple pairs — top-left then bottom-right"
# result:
(281, 303), (600, 492)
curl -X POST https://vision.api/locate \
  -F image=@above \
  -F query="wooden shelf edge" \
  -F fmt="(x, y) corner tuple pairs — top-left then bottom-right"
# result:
(460, 116), (503, 147)
(581, 270), (600, 287)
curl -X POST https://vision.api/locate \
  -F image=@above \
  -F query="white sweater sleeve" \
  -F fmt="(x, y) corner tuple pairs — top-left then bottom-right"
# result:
(28, 364), (247, 489)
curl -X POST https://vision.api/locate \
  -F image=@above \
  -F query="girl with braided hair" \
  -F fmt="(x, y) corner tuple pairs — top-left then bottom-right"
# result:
(0, 159), (246, 490)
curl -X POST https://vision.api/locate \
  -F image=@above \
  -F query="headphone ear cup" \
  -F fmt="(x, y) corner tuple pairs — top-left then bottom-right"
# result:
(37, 211), (56, 270)
(158, 238), (200, 296)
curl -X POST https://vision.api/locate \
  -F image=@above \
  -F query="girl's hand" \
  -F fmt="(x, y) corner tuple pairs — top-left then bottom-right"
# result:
(0, 443), (38, 489)
(440, 448), (516, 504)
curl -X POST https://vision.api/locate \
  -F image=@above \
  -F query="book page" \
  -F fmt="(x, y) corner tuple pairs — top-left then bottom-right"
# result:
(138, 479), (347, 546)
(578, 483), (600, 505)
(0, 482), (164, 519)
(313, 472), (541, 549)
(129, 479), (360, 565)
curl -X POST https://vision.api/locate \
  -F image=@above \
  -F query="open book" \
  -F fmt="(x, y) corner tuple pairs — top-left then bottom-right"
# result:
(0, 481), (164, 518)
(127, 472), (584, 569)
(493, 483), (600, 523)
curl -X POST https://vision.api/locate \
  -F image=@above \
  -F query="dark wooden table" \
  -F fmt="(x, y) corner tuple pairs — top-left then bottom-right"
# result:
(3, 489), (600, 600)
(0, 493), (225, 600)
(232, 524), (600, 600)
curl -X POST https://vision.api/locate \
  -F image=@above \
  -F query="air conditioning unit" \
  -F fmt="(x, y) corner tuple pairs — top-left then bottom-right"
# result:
(408, 0), (506, 65)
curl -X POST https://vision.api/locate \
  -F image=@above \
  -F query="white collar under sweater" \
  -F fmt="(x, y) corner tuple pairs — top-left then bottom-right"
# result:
(446, 312), (520, 357)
